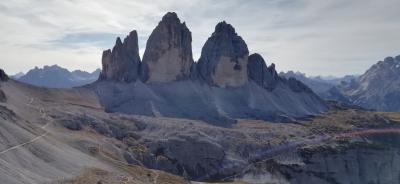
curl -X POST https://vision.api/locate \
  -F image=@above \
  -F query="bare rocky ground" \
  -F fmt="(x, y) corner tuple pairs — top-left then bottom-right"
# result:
(1, 79), (400, 184)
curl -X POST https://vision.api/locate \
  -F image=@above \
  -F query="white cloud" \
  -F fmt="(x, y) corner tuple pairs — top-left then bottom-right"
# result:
(0, 0), (399, 76)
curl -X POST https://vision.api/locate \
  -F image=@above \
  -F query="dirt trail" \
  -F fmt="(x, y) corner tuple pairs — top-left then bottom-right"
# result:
(0, 98), (51, 155)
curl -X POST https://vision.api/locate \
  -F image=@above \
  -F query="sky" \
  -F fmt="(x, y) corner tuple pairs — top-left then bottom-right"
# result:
(0, 0), (399, 76)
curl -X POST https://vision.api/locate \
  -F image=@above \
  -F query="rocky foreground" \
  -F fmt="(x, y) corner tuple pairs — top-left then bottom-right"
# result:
(2, 69), (400, 184)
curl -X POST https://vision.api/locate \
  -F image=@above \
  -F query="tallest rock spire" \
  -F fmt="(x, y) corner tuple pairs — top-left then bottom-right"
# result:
(141, 12), (194, 83)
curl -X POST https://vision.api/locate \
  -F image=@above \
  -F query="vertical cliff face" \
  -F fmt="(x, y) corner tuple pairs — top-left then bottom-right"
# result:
(141, 12), (194, 83)
(197, 21), (249, 87)
(99, 31), (141, 82)
(247, 53), (281, 91)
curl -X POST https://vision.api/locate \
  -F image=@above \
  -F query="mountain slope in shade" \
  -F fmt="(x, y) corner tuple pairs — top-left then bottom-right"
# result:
(18, 65), (100, 88)
(339, 55), (400, 111)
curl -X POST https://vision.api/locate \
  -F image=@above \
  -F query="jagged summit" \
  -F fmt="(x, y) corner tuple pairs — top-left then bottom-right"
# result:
(214, 21), (236, 35)
(160, 12), (180, 23)
(141, 12), (193, 82)
(99, 30), (141, 82)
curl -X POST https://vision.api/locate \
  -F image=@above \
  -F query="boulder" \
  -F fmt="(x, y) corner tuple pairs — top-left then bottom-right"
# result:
(141, 12), (194, 83)
(197, 21), (249, 87)
(99, 31), (141, 82)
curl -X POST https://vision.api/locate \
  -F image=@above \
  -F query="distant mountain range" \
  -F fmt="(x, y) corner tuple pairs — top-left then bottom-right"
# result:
(279, 71), (356, 103)
(338, 55), (400, 111)
(280, 71), (356, 94)
(15, 65), (100, 88)
(283, 55), (400, 111)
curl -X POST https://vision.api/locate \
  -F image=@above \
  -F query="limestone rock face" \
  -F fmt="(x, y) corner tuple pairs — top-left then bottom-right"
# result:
(0, 69), (9, 81)
(247, 53), (280, 90)
(99, 31), (141, 82)
(141, 12), (194, 83)
(197, 21), (249, 87)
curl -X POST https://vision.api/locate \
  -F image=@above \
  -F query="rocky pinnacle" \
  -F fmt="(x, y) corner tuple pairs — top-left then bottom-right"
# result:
(196, 21), (249, 87)
(99, 30), (141, 82)
(141, 12), (194, 83)
(247, 53), (280, 91)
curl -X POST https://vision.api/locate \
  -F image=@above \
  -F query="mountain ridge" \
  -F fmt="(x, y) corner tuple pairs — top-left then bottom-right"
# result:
(93, 12), (328, 124)
(17, 65), (100, 88)
(339, 55), (400, 111)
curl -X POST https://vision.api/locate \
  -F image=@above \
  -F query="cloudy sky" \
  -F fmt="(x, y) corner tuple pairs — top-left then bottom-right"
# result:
(0, 0), (399, 76)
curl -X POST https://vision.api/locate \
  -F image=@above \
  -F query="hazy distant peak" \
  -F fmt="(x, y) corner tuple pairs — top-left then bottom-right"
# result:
(17, 65), (100, 88)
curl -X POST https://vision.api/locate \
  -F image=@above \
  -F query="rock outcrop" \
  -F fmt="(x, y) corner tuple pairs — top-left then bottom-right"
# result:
(197, 21), (249, 87)
(141, 12), (193, 83)
(99, 31), (141, 82)
(0, 69), (9, 81)
(247, 53), (281, 90)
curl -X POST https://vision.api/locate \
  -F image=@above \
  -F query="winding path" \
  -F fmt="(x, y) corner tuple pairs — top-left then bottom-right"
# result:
(0, 98), (51, 156)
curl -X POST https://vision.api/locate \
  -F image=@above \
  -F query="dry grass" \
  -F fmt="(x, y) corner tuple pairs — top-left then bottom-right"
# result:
(303, 108), (400, 135)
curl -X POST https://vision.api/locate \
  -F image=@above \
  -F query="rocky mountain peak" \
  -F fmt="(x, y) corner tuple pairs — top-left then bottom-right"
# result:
(197, 21), (249, 87)
(161, 12), (179, 23)
(384, 56), (395, 63)
(115, 37), (123, 46)
(338, 54), (400, 111)
(141, 12), (193, 83)
(0, 69), (9, 81)
(247, 53), (280, 91)
(214, 21), (236, 35)
(99, 30), (141, 82)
